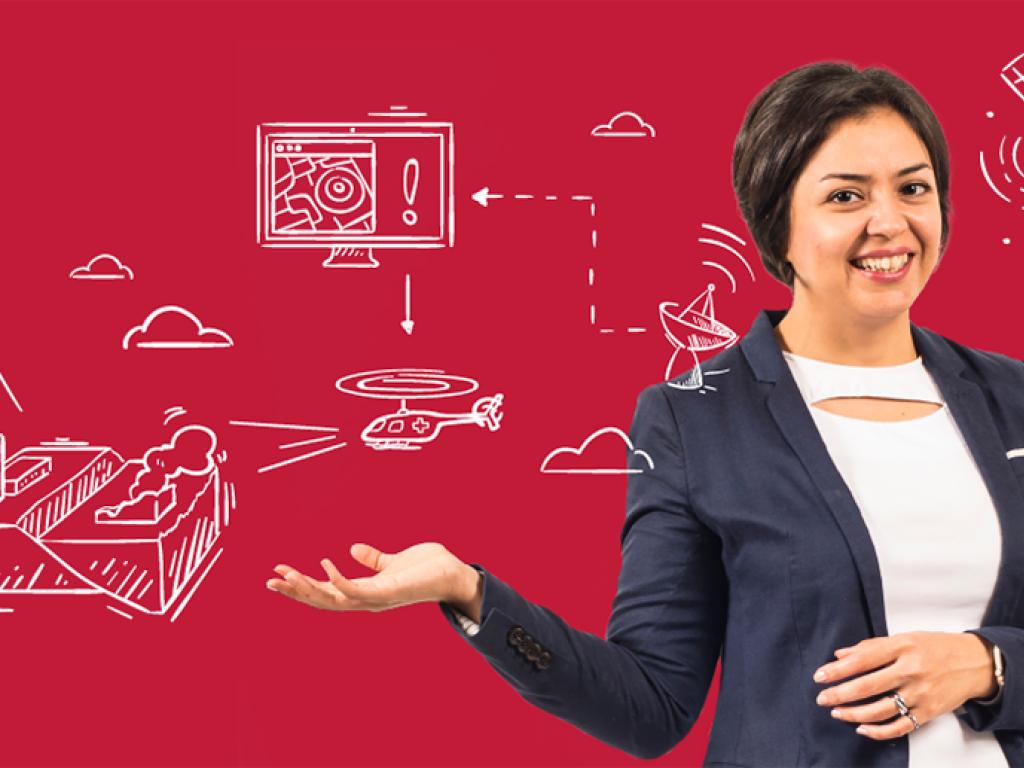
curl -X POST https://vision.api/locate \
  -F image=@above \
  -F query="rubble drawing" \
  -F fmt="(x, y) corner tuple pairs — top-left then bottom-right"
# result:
(590, 111), (656, 138)
(69, 254), (134, 281)
(257, 109), (454, 268)
(0, 425), (235, 620)
(335, 369), (503, 451)
(122, 306), (234, 350)
(540, 427), (653, 475)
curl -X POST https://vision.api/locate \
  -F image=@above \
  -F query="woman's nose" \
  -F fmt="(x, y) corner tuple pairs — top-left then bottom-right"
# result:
(864, 196), (910, 239)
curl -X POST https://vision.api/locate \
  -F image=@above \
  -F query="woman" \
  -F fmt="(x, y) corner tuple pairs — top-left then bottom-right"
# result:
(266, 62), (1024, 767)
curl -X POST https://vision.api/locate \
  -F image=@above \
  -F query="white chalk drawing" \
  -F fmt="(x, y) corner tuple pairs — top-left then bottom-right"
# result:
(123, 306), (234, 350)
(69, 253), (134, 281)
(227, 419), (346, 473)
(1008, 448), (1024, 459)
(697, 223), (756, 292)
(336, 369), (503, 451)
(471, 188), (643, 332)
(0, 425), (235, 620)
(1001, 52), (1024, 103)
(540, 427), (653, 475)
(591, 111), (656, 139)
(979, 135), (1024, 209)
(163, 406), (188, 426)
(0, 373), (23, 413)
(257, 109), (454, 268)
(660, 283), (736, 392)
(402, 273), (415, 335)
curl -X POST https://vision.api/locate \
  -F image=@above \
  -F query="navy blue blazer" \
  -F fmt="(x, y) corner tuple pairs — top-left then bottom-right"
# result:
(440, 308), (1024, 766)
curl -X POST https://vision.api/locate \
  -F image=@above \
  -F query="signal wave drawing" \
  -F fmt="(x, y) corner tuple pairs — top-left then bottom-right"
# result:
(696, 222), (756, 293)
(979, 135), (1024, 208)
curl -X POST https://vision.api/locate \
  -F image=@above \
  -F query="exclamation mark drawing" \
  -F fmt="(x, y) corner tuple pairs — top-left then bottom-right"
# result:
(402, 158), (419, 226)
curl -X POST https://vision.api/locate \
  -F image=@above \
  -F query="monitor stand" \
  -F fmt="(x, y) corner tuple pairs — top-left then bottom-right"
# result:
(322, 246), (380, 268)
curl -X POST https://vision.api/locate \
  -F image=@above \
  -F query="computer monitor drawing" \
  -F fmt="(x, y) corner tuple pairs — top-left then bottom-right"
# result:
(257, 113), (454, 268)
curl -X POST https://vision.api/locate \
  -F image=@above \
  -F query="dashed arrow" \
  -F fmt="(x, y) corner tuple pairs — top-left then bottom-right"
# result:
(472, 187), (503, 207)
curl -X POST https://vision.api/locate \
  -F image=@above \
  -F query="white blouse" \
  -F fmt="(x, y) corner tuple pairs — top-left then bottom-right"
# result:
(783, 350), (1006, 767)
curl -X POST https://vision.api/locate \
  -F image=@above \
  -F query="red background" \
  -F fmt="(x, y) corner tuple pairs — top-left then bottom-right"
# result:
(2, 1), (1024, 765)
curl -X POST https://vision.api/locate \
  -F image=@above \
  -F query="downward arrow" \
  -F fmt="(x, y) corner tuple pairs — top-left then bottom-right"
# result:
(401, 273), (415, 335)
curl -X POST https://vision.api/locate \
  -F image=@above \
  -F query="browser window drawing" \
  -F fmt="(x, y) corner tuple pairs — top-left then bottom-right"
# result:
(257, 108), (454, 268)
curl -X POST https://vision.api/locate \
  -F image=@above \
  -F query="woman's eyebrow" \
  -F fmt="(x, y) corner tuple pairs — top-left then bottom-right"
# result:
(818, 163), (932, 183)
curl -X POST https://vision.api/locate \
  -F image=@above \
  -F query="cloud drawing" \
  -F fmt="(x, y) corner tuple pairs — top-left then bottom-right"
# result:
(122, 306), (234, 350)
(540, 426), (654, 475)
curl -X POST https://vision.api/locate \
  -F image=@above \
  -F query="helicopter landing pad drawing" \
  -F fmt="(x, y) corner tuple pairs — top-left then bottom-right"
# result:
(335, 369), (503, 451)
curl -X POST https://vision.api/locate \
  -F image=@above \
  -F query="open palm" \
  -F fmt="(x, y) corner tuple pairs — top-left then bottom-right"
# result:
(266, 542), (471, 612)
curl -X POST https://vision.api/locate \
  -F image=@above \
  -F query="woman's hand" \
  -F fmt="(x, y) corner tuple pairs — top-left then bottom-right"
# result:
(266, 542), (483, 620)
(813, 631), (997, 740)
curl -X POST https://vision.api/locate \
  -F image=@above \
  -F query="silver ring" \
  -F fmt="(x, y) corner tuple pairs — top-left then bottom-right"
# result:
(905, 711), (921, 730)
(891, 692), (909, 716)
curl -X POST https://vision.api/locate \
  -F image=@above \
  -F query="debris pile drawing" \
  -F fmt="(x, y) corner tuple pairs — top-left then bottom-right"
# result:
(0, 426), (234, 619)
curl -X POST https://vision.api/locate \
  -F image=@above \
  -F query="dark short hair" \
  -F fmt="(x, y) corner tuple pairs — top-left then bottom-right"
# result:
(731, 62), (952, 289)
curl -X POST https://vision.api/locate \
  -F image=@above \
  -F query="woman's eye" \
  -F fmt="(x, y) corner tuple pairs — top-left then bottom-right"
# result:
(903, 182), (932, 195)
(828, 190), (860, 204)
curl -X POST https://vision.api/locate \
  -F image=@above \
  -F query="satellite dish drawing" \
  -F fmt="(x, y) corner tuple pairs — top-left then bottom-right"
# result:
(659, 283), (737, 391)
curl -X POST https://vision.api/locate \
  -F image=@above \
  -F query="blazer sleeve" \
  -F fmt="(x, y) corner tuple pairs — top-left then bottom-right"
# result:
(438, 384), (728, 760)
(958, 627), (1024, 731)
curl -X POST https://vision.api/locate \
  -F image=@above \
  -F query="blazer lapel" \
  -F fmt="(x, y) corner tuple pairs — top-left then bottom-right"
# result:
(910, 324), (1024, 628)
(740, 309), (1024, 638)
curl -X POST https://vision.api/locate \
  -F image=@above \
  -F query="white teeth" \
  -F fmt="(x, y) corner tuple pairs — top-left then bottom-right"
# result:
(852, 253), (910, 272)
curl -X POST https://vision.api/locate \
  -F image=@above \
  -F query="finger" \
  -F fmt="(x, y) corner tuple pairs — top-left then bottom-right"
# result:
(282, 569), (340, 609)
(856, 715), (917, 741)
(320, 559), (375, 606)
(829, 693), (908, 724)
(817, 666), (903, 708)
(331, 571), (390, 603)
(323, 561), (356, 589)
(816, 638), (902, 683)
(350, 543), (393, 572)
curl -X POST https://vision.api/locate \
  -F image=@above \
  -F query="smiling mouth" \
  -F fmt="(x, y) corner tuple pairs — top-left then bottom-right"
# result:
(849, 252), (914, 273)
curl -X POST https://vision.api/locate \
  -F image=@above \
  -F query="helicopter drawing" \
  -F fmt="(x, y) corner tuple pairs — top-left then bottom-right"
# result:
(335, 369), (504, 451)
(360, 395), (503, 450)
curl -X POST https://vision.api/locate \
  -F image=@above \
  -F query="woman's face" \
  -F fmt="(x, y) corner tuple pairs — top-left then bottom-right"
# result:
(785, 107), (942, 323)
